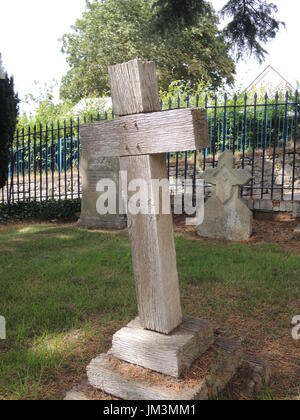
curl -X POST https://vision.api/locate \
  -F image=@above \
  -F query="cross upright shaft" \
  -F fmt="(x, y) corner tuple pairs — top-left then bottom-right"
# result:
(109, 59), (183, 334)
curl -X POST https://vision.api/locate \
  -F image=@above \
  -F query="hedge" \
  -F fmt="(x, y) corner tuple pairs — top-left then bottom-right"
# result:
(0, 199), (81, 224)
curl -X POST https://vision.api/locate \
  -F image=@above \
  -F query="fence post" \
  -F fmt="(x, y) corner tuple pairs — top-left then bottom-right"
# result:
(271, 93), (279, 199)
(292, 90), (299, 201)
(251, 94), (258, 197)
(281, 92), (289, 200)
(223, 93), (227, 152)
(213, 94), (217, 167)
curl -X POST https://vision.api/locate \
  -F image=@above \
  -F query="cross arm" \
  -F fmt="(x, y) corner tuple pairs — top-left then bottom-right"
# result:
(80, 108), (209, 158)
(202, 166), (253, 186)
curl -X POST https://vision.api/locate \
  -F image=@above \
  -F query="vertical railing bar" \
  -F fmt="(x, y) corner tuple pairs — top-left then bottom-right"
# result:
(248, 108), (252, 150)
(28, 127), (31, 202)
(51, 123), (55, 200)
(223, 93), (227, 152)
(33, 125), (37, 201)
(64, 120), (67, 200)
(228, 111), (232, 151)
(242, 94), (247, 169)
(268, 105), (272, 149)
(290, 106), (294, 148)
(175, 151), (179, 195)
(233, 94), (237, 154)
(213, 95), (217, 167)
(218, 112), (221, 153)
(277, 106), (281, 148)
(58, 121), (61, 201)
(241, 94), (247, 197)
(281, 92), (289, 200)
(45, 124), (49, 201)
(39, 123), (43, 202)
(22, 128), (25, 201)
(203, 94), (208, 170)
(251, 94), (257, 197)
(261, 94), (268, 199)
(184, 95), (189, 190)
(271, 93), (279, 199)
(70, 118), (74, 200)
(292, 91), (299, 201)
(77, 117), (80, 199)
(16, 130), (20, 202)
(10, 149), (14, 204)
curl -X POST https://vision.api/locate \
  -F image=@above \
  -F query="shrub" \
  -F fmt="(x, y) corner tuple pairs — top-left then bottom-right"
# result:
(0, 199), (81, 224)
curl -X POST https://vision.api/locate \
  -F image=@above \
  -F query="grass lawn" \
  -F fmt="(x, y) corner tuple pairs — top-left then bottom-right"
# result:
(0, 222), (299, 400)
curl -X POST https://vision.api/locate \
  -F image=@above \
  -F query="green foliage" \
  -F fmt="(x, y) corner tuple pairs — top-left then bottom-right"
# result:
(0, 199), (81, 224)
(152, 0), (208, 28)
(221, 0), (284, 63)
(0, 55), (19, 189)
(60, 0), (235, 103)
(16, 82), (113, 145)
(153, 0), (283, 62)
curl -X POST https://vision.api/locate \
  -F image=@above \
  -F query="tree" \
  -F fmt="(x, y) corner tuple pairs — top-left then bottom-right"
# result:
(0, 54), (19, 189)
(153, 0), (284, 63)
(60, 0), (235, 103)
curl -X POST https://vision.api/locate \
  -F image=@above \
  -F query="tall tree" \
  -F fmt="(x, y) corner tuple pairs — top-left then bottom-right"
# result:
(0, 54), (19, 189)
(60, 0), (235, 103)
(153, 0), (284, 62)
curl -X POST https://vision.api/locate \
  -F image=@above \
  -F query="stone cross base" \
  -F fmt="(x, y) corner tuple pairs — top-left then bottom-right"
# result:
(65, 335), (270, 401)
(65, 320), (271, 401)
(111, 317), (214, 378)
(86, 335), (242, 401)
(65, 338), (242, 401)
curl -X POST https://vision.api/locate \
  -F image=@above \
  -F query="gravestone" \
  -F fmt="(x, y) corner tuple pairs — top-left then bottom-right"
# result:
(71, 59), (257, 400)
(79, 151), (126, 229)
(197, 151), (253, 241)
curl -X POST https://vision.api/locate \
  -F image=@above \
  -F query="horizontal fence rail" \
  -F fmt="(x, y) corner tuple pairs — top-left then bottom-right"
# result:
(1, 91), (299, 206)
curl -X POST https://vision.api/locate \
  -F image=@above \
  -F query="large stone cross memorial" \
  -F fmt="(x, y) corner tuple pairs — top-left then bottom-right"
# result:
(77, 60), (245, 400)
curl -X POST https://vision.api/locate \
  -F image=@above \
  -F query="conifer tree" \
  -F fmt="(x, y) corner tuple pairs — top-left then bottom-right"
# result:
(0, 54), (19, 189)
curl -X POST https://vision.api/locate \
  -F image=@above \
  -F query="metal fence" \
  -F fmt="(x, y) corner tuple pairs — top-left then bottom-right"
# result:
(1, 90), (299, 205)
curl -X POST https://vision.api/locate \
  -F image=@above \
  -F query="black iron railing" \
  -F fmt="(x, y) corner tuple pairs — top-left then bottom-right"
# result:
(1, 91), (299, 205)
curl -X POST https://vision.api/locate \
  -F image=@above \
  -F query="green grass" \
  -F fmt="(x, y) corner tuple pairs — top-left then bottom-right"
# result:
(0, 223), (299, 400)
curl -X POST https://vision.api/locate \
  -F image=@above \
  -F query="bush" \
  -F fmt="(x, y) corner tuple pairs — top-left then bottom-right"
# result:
(0, 56), (19, 189)
(0, 199), (81, 224)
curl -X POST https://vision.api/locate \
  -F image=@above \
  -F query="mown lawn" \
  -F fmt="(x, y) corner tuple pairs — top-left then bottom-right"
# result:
(0, 223), (299, 400)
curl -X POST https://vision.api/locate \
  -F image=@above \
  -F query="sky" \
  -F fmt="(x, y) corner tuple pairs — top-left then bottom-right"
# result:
(0, 0), (299, 112)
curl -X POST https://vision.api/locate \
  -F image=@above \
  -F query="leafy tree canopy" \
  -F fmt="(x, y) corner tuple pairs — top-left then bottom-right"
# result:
(153, 0), (284, 62)
(60, 0), (235, 103)
(0, 54), (19, 189)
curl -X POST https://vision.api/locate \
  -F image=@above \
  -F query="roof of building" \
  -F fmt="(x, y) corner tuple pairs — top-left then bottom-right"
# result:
(245, 65), (295, 93)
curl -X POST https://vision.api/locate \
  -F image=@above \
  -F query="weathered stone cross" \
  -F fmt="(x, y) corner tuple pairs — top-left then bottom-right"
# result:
(81, 59), (209, 335)
(203, 151), (252, 205)
(197, 150), (253, 241)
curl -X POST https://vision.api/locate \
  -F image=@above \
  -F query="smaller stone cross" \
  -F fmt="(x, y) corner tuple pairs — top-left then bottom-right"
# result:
(197, 151), (253, 241)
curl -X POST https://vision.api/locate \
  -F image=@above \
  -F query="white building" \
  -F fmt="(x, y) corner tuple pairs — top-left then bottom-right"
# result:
(245, 65), (296, 96)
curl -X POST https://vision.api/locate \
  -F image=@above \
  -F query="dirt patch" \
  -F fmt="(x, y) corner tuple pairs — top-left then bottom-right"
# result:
(174, 214), (300, 254)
